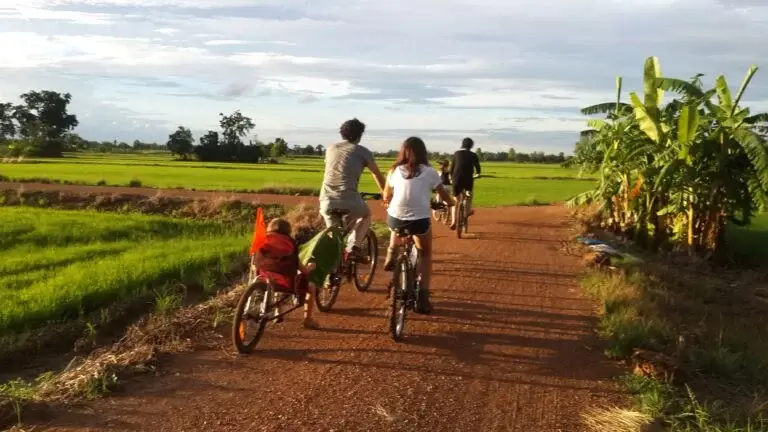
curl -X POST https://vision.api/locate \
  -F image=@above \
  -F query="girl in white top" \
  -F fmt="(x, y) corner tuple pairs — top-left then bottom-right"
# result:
(382, 137), (454, 313)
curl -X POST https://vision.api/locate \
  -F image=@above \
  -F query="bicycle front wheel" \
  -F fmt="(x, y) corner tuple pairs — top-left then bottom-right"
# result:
(390, 258), (409, 341)
(315, 273), (341, 312)
(232, 280), (269, 354)
(353, 229), (378, 292)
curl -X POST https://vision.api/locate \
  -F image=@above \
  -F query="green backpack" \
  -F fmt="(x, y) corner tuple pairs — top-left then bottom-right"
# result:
(298, 226), (344, 286)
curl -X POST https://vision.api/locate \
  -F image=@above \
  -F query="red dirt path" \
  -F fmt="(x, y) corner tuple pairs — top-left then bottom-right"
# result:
(3, 183), (627, 431)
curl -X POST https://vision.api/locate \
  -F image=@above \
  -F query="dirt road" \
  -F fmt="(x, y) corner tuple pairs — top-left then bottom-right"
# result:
(4, 183), (626, 431)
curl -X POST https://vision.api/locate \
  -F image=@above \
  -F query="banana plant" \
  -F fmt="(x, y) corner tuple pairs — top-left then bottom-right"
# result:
(571, 55), (768, 257)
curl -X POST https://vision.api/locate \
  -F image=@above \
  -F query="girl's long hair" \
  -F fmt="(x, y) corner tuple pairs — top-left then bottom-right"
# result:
(392, 136), (429, 179)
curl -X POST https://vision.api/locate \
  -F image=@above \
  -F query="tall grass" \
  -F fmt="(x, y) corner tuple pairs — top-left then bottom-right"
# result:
(0, 207), (250, 335)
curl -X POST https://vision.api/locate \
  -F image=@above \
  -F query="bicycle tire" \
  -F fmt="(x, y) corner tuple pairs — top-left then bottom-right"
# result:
(390, 257), (409, 341)
(315, 276), (340, 312)
(353, 229), (378, 292)
(232, 280), (269, 354)
(456, 202), (464, 239)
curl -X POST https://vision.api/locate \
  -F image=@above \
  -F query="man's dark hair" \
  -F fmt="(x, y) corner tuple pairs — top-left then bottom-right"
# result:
(461, 137), (474, 149)
(340, 118), (366, 143)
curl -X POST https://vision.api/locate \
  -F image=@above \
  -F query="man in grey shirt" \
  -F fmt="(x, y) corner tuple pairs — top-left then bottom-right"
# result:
(319, 118), (386, 260)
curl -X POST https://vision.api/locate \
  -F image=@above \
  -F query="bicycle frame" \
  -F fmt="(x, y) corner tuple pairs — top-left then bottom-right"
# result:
(387, 230), (422, 341)
(459, 190), (472, 218)
(325, 212), (360, 281)
(245, 269), (304, 320)
(387, 234), (420, 299)
(325, 192), (381, 277)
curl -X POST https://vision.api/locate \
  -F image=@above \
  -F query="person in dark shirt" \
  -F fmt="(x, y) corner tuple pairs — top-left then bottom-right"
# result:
(449, 137), (481, 230)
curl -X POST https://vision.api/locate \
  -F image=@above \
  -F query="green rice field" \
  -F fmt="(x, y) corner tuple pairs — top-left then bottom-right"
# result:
(0, 207), (250, 336)
(0, 153), (597, 207)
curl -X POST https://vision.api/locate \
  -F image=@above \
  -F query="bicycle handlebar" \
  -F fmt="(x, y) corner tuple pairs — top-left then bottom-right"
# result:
(360, 192), (382, 200)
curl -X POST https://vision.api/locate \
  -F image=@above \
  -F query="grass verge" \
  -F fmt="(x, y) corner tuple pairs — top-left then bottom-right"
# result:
(0, 190), (314, 367)
(580, 259), (768, 431)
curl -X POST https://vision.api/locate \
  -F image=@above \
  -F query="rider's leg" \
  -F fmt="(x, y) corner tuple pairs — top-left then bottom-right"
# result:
(303, 281), (319, 329)
(347, 199), (371, 257)
(413, 223), (433, 312)
(466, 190), (474, 216)
(318, 201), (335, 229)
(384, 216), (403, 271)
(450, 192), (463, 229)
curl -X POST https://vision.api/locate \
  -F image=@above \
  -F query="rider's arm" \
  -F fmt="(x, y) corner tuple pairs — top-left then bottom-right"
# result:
(382, 169), (394, 203)
(361, 148), (386, 192)
(367, 159), (387, 192)
(299, 261), (316, 275)
(473, 152), (481, 176)
(435, 185), (454, 206)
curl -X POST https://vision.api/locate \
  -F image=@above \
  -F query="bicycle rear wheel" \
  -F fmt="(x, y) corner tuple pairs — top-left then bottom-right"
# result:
(353, 229), (378, 292)
(390, 257), (409, 341)
(232, 280), (269, 354)
(456, 201), (464, 239)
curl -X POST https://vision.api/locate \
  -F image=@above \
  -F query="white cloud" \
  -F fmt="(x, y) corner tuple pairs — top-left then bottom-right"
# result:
(0, 7), (115, 24)
(203, 39), (247, 46)
(0, 0), (766, 152)
(155, 27), (179, 35)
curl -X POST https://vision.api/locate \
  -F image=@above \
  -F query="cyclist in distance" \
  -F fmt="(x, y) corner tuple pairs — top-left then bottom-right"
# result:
(449, 137), (481, 231)
(319, 118), (386, 261)
(382, 137), (454, 314)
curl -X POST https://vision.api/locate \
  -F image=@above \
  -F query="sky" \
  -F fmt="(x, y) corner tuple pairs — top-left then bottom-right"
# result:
(0, 0), (767, 153)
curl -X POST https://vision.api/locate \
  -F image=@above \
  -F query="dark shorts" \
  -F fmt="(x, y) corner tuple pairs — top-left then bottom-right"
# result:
(451, 177), (474, 196)
(387, 215), (431, 236)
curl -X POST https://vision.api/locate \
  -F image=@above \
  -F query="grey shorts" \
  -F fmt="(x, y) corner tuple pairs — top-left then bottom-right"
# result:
(319, 198), (371, 226)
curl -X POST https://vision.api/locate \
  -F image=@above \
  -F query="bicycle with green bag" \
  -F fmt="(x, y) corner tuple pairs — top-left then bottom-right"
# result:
(314, 192), (381, 312)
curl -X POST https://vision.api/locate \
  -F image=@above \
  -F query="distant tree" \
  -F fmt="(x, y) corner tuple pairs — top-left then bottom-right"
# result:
(194, 130), (220, 161)
(315, 144), (324, 156)
(8, 90), (79, 157)
(303, 144), (315, 155)
(62, 132), (87, 151)
(271, 137), (288, 157)
(0, 102), (16, 141)
(475, 147), (485, 161)
(219, 110), (255, 146)
(167, 126), (194, 160)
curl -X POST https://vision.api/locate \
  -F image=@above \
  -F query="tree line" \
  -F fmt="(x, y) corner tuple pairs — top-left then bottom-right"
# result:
(374, 148), (569, 163)
(166, 111), (325, 163)
(1, 89), (570, 164)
